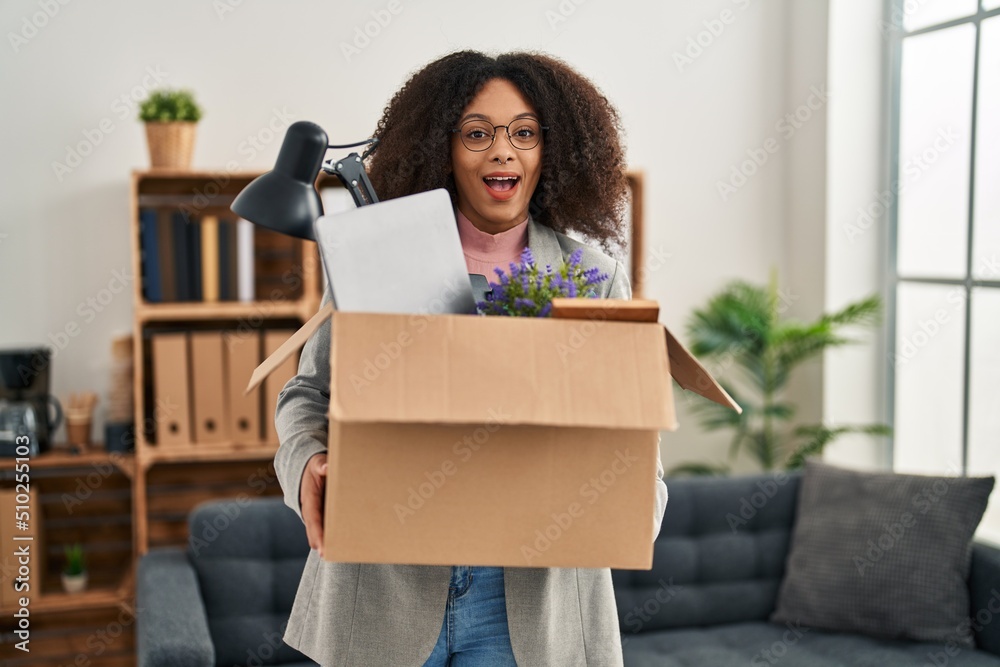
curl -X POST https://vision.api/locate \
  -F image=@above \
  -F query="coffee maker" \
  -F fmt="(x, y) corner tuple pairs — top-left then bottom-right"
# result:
(0, 347), (63, 456)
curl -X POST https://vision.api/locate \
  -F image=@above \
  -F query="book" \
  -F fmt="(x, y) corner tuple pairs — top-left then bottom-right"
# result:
(201, 215), (220, 302)
(188, 212), (202, 302)
(138, 208), (162, 303)
(171, 211), (191, 301)
(219, 216), (239, 301)
(218, 217), (231, 301)
(237, 218), (255, 303)
(157, 209), (177, 302)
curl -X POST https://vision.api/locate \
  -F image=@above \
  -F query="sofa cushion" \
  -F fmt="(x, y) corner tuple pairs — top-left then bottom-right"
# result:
(188, 498), (311, 666)
(772, 461), (995, 647)
(621, 621), (1000, 666)
(614, 472), (799, 631)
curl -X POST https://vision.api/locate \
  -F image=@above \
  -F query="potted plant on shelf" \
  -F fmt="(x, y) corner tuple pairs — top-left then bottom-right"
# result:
(61, 543), (88, 594)
(669, 270), (891, 475)
(139, 88), (203, 169)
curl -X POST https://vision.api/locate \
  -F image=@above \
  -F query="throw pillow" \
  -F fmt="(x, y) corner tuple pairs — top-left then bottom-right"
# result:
(771, 460), (994, 646)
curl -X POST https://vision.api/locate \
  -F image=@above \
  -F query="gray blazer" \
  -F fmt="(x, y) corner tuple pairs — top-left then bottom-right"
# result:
(274, 216), (669, 667)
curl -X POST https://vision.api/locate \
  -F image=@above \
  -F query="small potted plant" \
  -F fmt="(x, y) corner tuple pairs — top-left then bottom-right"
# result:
(139, 88), (203, 169)
(61, 543), (87, 594)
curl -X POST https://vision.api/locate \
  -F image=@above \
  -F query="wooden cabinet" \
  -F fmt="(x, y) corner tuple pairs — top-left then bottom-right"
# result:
(2, 169), (332, 666)
(127, 169), (330, 555)
(0, 451), (136, 666)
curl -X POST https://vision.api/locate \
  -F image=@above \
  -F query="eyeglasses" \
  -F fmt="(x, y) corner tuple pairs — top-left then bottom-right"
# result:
(451, 118), (548, 152)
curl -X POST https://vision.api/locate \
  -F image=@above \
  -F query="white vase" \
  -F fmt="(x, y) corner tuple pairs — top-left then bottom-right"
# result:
(61, 572), (88, 594)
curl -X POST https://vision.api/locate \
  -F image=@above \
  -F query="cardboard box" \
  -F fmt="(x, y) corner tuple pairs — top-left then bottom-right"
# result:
(247, 299), (739, 569)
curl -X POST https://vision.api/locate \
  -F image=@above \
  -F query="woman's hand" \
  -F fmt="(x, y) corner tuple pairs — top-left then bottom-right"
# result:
(300, 453), (328, 557)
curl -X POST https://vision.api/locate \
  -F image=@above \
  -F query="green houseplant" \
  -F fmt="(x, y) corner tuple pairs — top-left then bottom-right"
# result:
(670, 271), (891, 475)
(61, 543), (87, 594)
(139, 88), (203, 169)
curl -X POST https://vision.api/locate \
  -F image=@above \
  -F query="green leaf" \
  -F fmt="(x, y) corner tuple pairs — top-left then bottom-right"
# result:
(687, 281), (772, 359)
(139, 88), (203, 122)
(819, 295), (882, 329)
(784, 423), (892, 470)
(667, 462), (731, 477)
(762, 402), (795, 420)
(772, 324), (849, 373)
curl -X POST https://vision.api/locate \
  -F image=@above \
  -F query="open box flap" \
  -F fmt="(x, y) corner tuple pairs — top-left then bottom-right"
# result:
(244, 303), (334, 395)
(662, 326), (742, 413)
(550, 298), (741, 414)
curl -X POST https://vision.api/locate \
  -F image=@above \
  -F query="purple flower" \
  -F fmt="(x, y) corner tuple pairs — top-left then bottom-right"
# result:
(521, 247), (535, 267)
(478, 245), (610, 318)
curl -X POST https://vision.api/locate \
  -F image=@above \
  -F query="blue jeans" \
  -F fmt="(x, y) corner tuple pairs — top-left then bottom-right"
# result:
(421, 566), (518, 666)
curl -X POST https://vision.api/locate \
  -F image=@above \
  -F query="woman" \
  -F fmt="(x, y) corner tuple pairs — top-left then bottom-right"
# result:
(275, 50), (668, 666)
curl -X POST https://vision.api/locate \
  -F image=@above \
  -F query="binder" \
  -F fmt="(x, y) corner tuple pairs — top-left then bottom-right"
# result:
(225, 330), (262, 444)
(263, 329), (299, 444)
(151, 332), (192, 447)
(190, 331), (229, 444)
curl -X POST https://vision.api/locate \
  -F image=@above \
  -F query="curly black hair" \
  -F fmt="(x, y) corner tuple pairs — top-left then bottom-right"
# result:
(365, 50), (629, 249)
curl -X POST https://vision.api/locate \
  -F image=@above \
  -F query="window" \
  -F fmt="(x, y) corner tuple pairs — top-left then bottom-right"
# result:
(888, 0), (1000, 542)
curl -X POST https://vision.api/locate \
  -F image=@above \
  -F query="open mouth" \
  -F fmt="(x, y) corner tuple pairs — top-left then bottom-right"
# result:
(483, 176), (520, 192)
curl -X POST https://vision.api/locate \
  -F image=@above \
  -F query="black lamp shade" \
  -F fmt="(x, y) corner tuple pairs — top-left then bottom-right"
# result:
(231, 121), (329, 240)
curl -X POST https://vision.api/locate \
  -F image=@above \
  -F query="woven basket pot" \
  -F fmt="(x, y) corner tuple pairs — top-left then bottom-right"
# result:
(145, 121), (196, 169)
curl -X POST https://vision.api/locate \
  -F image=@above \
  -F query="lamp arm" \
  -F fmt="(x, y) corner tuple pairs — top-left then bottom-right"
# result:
(322, 153), (380, 207)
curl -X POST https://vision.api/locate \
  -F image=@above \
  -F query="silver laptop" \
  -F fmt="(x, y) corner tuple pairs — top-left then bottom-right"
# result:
(313, 188), (478, 315)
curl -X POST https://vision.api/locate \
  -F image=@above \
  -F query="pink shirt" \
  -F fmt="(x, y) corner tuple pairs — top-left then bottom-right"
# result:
(455, 209), (529, 280)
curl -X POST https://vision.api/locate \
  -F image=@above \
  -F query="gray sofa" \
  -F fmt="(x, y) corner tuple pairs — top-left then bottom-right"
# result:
(614, 473), (1000, 666)
(137, 473), (1000, 666)
(137, 499), (316, 667)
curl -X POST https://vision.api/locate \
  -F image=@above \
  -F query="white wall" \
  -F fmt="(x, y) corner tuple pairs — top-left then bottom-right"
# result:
(823, 0), (892, 471)
(782, 0), (831, 460)
(1, 0), (818, 461)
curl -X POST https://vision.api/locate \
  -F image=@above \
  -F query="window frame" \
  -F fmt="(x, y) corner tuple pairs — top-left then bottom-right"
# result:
(886, 0), (1000, 474)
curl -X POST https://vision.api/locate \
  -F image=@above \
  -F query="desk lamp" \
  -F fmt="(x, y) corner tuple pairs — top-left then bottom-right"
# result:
(231, 121), (493, 303)
(231, 121), (380, 239)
